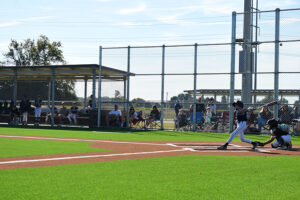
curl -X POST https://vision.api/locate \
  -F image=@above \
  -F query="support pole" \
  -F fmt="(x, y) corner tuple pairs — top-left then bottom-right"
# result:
(123, 78), (126, 116)
(298, 95), (300, 116)
(126, 46), (130, 128)
(92, 69), (96, 109)
(160, 45), (165, 130)
(84, 78), (88, 107)
(51, 70), (55, 126)
(241, 0), (253, 104)
(48, 81), (51, 108)
(229, 12), (237, 133)
(13, 71), (17, 105)
(253, 0), (259, 104)
(193, 43), (198, 131)
(274, 8), (280, 120)
(97, 46), (103, 128)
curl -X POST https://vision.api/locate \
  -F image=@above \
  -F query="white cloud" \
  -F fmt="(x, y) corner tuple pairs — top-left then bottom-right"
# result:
(117, 3), (146, 15)
(0, 22), (20, 28)
(0, 16), (55, 28)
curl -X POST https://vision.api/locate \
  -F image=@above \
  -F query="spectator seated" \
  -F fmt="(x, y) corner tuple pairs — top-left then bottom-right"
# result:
(129, 107), (145, 128)
(107, 105), (122, 127)
(174, 109), (191, 130)
(145, 105), (160, 128)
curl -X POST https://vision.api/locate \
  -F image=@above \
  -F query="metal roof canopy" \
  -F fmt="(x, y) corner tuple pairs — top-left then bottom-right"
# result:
(0, 64), (133, 81)
(184, 89), (300, 96)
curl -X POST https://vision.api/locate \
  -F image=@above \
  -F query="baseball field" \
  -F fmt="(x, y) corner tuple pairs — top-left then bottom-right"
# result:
(1, 126), (300, 200)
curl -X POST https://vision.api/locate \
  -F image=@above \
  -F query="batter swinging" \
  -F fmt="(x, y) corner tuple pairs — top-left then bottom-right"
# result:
(218, 101), (258, 150)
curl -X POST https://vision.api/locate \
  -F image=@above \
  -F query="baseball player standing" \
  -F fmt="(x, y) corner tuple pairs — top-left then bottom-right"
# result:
(218, 101), (258, 150)
(34, 94), (42, 125)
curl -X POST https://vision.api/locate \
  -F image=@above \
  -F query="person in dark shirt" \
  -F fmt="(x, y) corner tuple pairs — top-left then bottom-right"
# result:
(218, 101), (259, 150)
(190, 97), (205, 124)
(68, 102), (79, 125)
(34, 94), (42, 125)
(174, 101), (182, 117)
(279, 105), (293, 124)
(9, 105), (20, 125)
(0, 102), (3, 114)
(3, 101), (8, 114)
(9, 100), (15, 112)
(261, 119), (292, 150)
(146, 105), (160, 127)
(88, 95), (93, 108)
(3, 101), (9, 114)
(20, 95), (30, 125)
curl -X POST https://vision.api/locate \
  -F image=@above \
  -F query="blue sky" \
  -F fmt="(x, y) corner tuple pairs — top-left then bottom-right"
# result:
(0, 0), (299, 102)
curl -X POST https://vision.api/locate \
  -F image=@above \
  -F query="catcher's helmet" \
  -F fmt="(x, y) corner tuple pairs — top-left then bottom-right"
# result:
(267, 119), (278, 130)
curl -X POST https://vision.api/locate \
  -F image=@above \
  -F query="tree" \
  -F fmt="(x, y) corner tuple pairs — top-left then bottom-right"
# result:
(114, 90), (121, 99)
(131, 98), (152, 108)
(1, 35), (77, 101)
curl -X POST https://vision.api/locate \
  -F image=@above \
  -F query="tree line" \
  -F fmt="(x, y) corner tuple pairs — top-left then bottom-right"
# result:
(0, 35), (77, 101)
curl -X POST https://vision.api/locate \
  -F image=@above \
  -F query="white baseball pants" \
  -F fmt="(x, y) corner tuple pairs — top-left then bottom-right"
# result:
(226, 121), (252, 144)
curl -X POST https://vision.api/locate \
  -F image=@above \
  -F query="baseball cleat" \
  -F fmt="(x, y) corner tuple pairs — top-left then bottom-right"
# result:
(251, 142), (258, 150)
(277, 145), (288, 150)
(286, 142), (292, 150)
(217, 144), (227, 150)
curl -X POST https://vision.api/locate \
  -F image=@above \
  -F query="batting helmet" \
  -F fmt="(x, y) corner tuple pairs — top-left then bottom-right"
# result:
(232, 101), (244, 108)
(267, 119), (278, 130)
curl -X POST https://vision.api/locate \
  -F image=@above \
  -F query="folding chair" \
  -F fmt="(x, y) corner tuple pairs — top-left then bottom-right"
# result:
(131, 111), (145, 128)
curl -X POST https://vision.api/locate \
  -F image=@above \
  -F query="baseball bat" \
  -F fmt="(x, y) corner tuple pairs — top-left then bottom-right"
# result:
(256, 100), (278, 110)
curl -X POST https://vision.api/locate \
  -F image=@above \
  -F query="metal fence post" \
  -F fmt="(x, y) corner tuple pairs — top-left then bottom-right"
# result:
(92, 69), (96, 109)
(97, 46), (102, 128)
(160, 45), (165, 130)
(193, 43), (198, 131)
(13, 71), (17, 104)
(274, 8), (280, 120)
(123, 78), (127, 116)
(51, 70), (55, 126)
(126, 46), (130, 128)
(229, 11), (237, 133)
(84, 78), (88, 107)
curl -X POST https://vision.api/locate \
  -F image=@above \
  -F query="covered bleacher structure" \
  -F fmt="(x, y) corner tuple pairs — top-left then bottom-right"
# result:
(0, 64), (132, 127)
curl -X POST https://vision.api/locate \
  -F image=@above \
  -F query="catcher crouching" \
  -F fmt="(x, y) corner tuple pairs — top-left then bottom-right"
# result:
(258, 119), (292, 150)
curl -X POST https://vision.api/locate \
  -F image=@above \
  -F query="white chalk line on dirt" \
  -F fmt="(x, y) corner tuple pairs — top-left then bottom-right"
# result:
(166, 143), (241, 148)
(0, 149), (188, 165)
(0, 135), (168, 146)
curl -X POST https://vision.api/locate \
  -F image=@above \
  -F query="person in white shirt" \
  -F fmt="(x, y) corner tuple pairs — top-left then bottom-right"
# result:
(129, 106), (139, 126)
(108, 104), (122, 126)
(207, 98), (216, 115)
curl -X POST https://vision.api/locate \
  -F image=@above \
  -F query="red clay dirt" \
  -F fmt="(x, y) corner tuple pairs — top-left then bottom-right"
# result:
(0, 134), (299, 170)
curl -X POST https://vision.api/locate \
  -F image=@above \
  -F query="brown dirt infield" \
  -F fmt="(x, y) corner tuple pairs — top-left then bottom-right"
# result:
(0, 134), (299, 170)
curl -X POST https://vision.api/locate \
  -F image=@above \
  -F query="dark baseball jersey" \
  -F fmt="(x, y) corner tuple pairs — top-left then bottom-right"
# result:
(236, 109), (248, 123)
(272, 127), (289, 137)
(34, 99), (42, 108)
(70, 106), (78, 114)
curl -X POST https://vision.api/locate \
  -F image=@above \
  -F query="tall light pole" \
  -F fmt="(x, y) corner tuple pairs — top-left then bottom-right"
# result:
(241, 0), (253, 104)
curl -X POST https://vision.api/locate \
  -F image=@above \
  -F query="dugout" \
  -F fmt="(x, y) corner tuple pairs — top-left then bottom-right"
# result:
(0, 64), (133, 126)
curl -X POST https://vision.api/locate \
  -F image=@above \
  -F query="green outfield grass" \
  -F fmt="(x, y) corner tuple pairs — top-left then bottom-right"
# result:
(0, 127), (300, 200)
(0, 137), (108, 158)
(1, 155), (300, 200)
(0, 126), (300, 145)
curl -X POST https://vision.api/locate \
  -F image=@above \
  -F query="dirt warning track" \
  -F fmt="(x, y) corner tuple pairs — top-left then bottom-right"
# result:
(0, 134), (299, 170)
